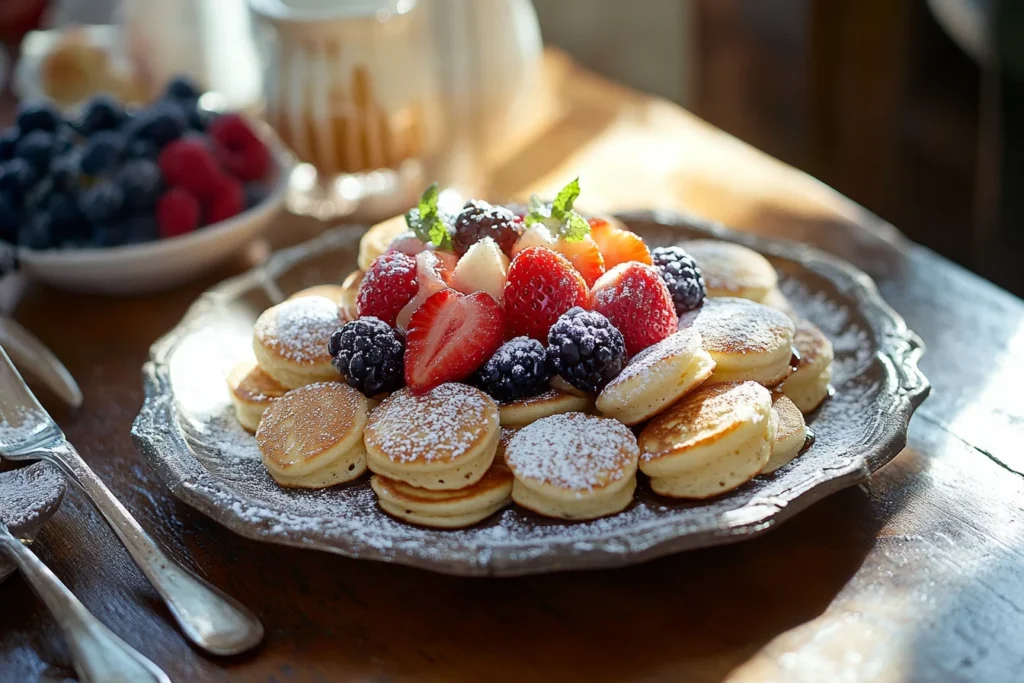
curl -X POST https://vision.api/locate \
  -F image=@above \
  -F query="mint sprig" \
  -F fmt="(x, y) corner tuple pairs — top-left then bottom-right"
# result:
(405, 183), (452, 250)
(524, 177), (590, 242)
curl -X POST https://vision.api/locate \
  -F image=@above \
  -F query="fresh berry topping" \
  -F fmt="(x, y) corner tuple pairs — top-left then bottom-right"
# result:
(207, 177), (245, 223)
(405, 289), (505, 393)
(329, 317), (406, 395)
(78, 181), (125, 226)
(503, 246), (589, 341)
(475, 336), (550, 402)
(115, 159), (164, 211)
(125, 102), (187, 147)
(16, 103), (61, 134)
(357, 251), (420, 327)
(0, 159), (39, 194)
(524, 177), (590, 241)
(209, 113), (271, 181)
(14, 130), (55, 171)
(591, 262), (678, 355)
(651, 246), (706, 314)
(78, 95), (127, 136)
(405, 183), (454, 250)
(548, 307), (627, 394)
(450, 236), (509, 301)
(158, 138), (226, 199)
(164, 76), (203, 101)
(396, 251), (451, 331)
(452, 199), (523, 256)
(554, 234), (605, 287)
(510, 223), (557, 256)
(79, 130), (124, 176)
(156, 187), (200, 238)
(588, 218), (651, 269)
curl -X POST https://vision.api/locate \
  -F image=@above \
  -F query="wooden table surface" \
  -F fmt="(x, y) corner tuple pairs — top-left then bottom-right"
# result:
(2, 53), (1024, 683)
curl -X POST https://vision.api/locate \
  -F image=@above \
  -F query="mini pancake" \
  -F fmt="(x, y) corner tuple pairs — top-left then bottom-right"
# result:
(639, 381), (774, 499)
(498, 389), (593, 427)
(764, 393), (807, 474)
(253, 295), (344, 389)
(288, 284), (347, 306)
(550, 375), (590, 398)
(760, 286), (797, 320)
(682, 239), (778, 302)
(596, 328), (716, 425)
(226, 358), (288, 432)
(505, 413), (639, 520)
(364, 384), (500, 490)
(339, 269), (364, 322)
(256, 382), (368, 488)
(678, 297), (795, 386)
(371, 460), (513, 529)
(780, 318), (834, 413)
(358, 213), (408, 271)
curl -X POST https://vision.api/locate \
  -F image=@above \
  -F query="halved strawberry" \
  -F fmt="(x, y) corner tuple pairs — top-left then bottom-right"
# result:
(396, 251), (450, 332)
(591, 262), (677, 355)
(356, 251), (418, 327)
(589, 218), (652, 269)
(554, 234), (605, 287)
(504, 246), (589, 341)
(405, 289), (505, 393)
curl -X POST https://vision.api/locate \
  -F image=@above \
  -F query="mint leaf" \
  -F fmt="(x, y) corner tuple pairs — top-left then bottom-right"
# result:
(405, 183), (452, 249)
(562, 211), (590, 241)
(428, 220), (452, 250)
(550, 177), (580, 218)
(418, 182), (440, 220)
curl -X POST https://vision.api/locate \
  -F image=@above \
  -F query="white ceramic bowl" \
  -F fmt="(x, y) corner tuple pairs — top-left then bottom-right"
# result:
(17, 127), (294, 296)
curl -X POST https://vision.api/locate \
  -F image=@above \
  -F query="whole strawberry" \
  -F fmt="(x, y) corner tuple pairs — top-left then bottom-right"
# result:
(591, 262), (678, 355)
(357, 251), (419, 327)
(503, 246), (589, 341)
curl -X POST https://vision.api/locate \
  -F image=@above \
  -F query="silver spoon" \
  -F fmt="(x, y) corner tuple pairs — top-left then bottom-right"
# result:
(0, 463), (171, 683)
(0, 346), (264, 656)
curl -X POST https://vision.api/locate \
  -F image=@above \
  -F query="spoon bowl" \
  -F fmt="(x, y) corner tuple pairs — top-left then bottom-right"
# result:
(0, 462), (66, 584)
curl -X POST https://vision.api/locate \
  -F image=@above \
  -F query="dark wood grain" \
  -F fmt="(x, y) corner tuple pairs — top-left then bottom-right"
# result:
(2, 53), (1024, 683)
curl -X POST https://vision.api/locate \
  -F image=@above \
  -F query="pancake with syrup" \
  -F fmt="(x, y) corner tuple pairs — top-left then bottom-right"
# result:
(505, 413), (639, 520)
(226, 357), (288, 432)
(780, 318), (834, 413)
(763, 393), (808, 473)
(364, 384), (500, 490)
(256, 382), (368, 488)
(253, 295), (343, 389)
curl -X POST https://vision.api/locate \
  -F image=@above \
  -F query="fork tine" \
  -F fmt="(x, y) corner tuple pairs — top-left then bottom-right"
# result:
(0, 346), (56, 450)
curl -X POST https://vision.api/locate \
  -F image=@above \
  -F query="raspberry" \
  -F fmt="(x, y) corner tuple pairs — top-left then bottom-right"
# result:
(475, 337), (550, 402)
(503, 246), (589, 341)
(157, 188), (201, 238)
(210, 114), (271, 182)
(452, 199), (523, 255)
(207, 177), (245, 223)
(357, 251), (420, 327)
(651, 246), (706, 314)
(547, 307), (627, 393)
(329, 317), (406, 395)
(158, 138), (226, 199)
(591, 262), (679, 355)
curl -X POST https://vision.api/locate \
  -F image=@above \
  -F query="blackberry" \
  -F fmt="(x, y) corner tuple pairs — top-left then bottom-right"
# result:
(452, 199), (523, 256)
(651, 246), (706, 314)
(476, 337), (550, 402)
(329, 317), (405, 396)
(546, 307), (627, 393)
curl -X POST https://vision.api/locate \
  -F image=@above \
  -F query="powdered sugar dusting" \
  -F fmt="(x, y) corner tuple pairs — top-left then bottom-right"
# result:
(678, 297), (792, 354)
(605, 328), (700, 398)
(506, 413), (638, 491)
(682, 239), (777, 294)
(254, 296), (340, 364)
(0, 463), (64, 530)
(366, 384), (498, 463)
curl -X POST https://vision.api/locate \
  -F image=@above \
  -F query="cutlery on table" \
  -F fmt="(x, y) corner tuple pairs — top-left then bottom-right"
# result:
(0, 346), (264, 656)
(0, 466), (171, 683)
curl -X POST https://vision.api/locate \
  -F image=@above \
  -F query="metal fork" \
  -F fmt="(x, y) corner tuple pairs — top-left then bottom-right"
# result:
(0, 346), (264, 656)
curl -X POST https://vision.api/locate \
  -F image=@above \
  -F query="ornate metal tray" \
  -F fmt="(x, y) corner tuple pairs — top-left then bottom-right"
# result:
(131, 211), (929, 576)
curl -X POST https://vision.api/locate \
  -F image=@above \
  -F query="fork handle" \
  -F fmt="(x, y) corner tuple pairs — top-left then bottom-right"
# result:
(46, 445), (264, 656)
(0, 526), (171, 683)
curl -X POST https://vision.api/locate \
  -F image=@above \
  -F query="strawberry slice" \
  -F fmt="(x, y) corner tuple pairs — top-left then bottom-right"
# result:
(504, 246), (589, 341)
(589, 218), (652, 269)
(554, 234), (605, 287)
(405, 289), (505, 393)
(591, 262), (678, 355)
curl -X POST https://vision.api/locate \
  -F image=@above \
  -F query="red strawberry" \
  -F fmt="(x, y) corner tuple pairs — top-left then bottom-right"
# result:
(357, 251), (419, 327)
(554, 234), (605, 287)
(504, 246), (589, 341)
(405, 289), (505, 393)
(589, 218), (651, 270)
(591, 262), (678, 355)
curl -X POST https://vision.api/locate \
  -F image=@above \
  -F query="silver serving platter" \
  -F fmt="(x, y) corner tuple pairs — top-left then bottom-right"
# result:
(131, 211), (929, 576)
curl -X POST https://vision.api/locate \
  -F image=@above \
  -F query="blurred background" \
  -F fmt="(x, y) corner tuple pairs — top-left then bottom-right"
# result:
(1, 0), (1020, 296)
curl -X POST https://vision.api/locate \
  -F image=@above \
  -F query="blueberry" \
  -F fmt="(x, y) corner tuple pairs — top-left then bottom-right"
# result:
(79, 131), (124, 176)
(122, 214), (160, 244)
(79, 181), (125, 225)
(16, 102), (62, 134)
(0, 129), (19, 162)
(125, 103), (186, 147)
(52, 126), (77, 154)
(78, 95), (127, 136)
(14, 130), (55, 170)
(0, 191), (22, 240)
(124, 138), (160, 161)
(0, 159), (40, 194)
(243, 182), (268, 209)
(115, 159), (164, 211)
(49, 153), (80, 190)
(46, 190), (83, 226)
(164, 75), (203, 101)
(167, 98), (213, 132)
(18, 213), (52, 250)
(92, 223), (129, 248)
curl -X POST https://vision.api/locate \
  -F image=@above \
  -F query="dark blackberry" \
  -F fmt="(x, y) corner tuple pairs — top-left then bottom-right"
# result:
(475, 337), (550, 402)
(651, 246), (706, 314)
(329, 317), (405, 396)
(546, 307), (627, 393)
(452, 199), (523, 256)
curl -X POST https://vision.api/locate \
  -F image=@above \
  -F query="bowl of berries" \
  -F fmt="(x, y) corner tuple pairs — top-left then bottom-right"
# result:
(0, 77), (293, 295)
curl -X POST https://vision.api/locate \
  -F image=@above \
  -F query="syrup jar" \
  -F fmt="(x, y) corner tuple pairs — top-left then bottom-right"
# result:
(248, 0), (443, 220)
